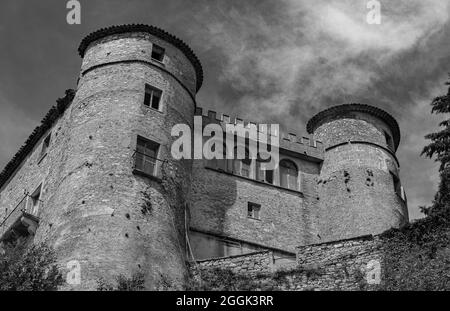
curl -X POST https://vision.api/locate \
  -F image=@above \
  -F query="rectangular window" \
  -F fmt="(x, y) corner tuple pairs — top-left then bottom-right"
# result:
(247, 202), (261, 220)
(391, 172), (402, 197)
(151, 44), (165, 62)
(40, 133), (51, 159)
(188, 231), (245, 260)
(134, 136), (160, 177)
(144, 84), (163, 110)
(265, 170), (274, 184)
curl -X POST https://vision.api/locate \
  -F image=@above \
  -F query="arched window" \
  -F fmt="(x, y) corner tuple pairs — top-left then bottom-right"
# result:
(280, 159), (298, 190)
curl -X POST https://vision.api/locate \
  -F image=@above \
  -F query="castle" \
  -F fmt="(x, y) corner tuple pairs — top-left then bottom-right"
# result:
(0, 24), (408, 290)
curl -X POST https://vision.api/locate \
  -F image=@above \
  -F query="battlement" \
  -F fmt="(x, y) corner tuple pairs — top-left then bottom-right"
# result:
(195, 107), (324, 161)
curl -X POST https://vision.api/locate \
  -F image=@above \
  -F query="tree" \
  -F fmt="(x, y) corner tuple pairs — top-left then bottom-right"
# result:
(0, 239), (64, 291)
(421, 75), (450, 217)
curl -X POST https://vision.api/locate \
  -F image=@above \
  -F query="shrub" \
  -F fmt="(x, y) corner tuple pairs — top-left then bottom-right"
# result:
(0, 239), (64, 291)
(97, 272), (146, 291)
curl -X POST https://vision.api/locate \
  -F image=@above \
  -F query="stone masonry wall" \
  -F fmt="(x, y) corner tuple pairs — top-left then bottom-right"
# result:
(195, 251), (274, 275)
(314, 114), (408, 243)
(190, 154), (321, 253)
(193, 235), (386, 291)
(295, 235), (384, 290)
(0, 30), (198, 291)
(81, 32), (198, 95)
(49, 32), (197, 290)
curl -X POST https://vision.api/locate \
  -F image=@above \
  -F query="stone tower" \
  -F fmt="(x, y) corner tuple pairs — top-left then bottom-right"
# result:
(51, 25), (202, 289)
(307, 104), (408, 243)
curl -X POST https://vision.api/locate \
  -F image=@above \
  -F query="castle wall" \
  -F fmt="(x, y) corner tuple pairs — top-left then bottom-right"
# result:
(313, 113), (395, 151)
(294, 235), (384, 290)
(52, 32), (197, 289)
(195, 251), (274, 275)
(0, 25), (410, 291)
(194, 108), (325, 160)
(189, 151), (321, 254)
(313, 114), (408, 242)
(0, 110), (71, 242)
(81, 32), (198, 95)
(194, 235), (385, 291)
(1, 30), (199, 290)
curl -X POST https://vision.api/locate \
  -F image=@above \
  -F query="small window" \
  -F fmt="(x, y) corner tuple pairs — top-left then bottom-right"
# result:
(247, 202), (261, 220)
(40, 133), (51, 158)
(391, 172), (402, 197)
(384, 131), (393, 149)
(265, 169), (274, 184)
(134, 136), (160, 177)
(144, 84), (163, 110)
(151, 44), (165, 62)
(29, 185), (42, 216)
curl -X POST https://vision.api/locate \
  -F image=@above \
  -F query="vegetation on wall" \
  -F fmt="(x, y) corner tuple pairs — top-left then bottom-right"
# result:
(0, 239), (64, 291)
(97, 272), (146, 291)
(380, 215), (450, 290)
(378, 76), (450, 290)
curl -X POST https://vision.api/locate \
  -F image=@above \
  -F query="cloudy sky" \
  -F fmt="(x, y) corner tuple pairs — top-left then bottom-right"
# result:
(0, 0), (449, 219)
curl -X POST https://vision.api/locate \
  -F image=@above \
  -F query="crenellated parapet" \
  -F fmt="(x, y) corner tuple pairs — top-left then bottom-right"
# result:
(195, 107), (324, 160)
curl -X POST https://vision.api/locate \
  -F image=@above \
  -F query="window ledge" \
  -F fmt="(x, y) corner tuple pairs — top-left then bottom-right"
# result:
(151, 58), (166, 67)
(142, 104), (164, 114)
(205, 166), (304, 197)
(132, 169), (162, 183)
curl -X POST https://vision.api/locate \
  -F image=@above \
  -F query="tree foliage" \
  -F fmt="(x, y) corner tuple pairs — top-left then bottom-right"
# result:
(0, 239), (64, 291)
(421, 75), (450, 217)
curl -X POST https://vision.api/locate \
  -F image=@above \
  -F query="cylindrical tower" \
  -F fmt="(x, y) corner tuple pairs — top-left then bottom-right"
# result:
(47, 25), (202, 290)
(307, 104), (408, 243)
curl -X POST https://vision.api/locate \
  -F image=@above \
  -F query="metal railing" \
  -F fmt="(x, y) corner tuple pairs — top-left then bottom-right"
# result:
(0, 193), (39, 239)
(132, 150), (166, 180)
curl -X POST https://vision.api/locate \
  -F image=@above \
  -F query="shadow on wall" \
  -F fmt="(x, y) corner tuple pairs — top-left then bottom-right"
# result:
(188, 158), (240, 259)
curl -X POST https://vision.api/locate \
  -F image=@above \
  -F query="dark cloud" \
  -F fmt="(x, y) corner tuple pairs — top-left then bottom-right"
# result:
(0, 0), (448, 219)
